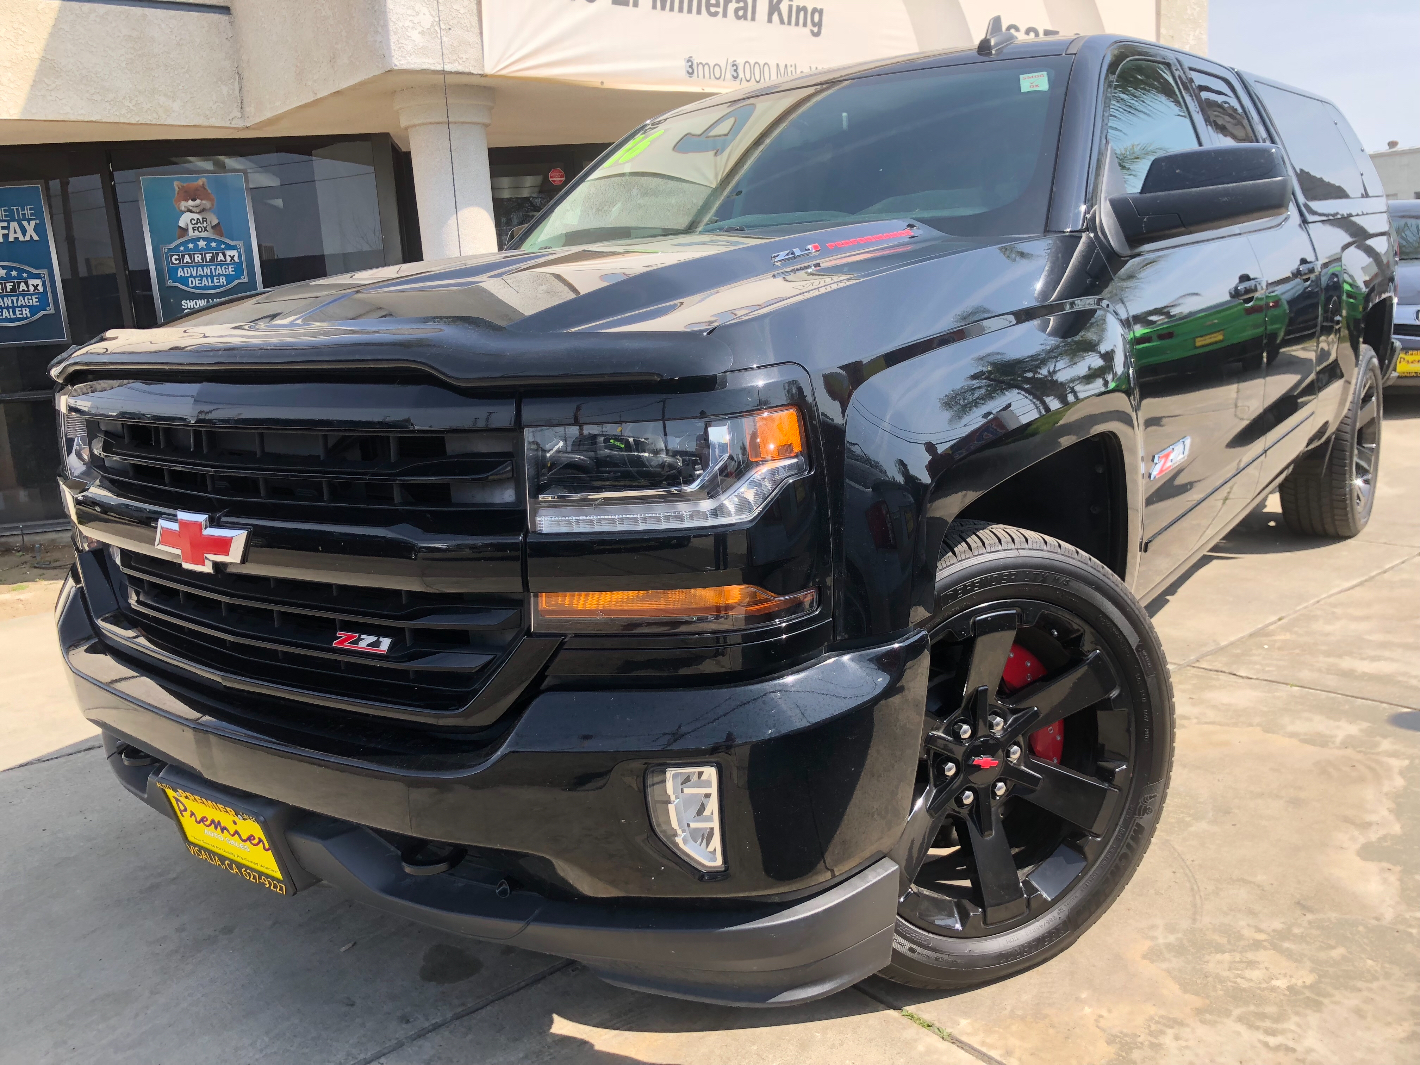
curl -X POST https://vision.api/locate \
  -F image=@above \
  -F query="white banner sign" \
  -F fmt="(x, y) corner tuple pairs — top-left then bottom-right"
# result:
(481, 0), (1155, 93)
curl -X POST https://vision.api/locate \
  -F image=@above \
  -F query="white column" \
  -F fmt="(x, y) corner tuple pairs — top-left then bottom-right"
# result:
(394, 84), (497, 259)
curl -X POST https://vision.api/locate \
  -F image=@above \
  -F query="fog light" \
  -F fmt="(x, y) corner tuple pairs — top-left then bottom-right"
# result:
(647, 765), (724, 873)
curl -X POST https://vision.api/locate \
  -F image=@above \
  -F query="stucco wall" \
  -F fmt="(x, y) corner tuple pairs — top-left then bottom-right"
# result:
(1371, 148), (1420, 200)
(232, 0), (483, 126)
(0, 1), (241, 130)
(2, 0), (1205, 146)
(1158, 0), (1208, 54)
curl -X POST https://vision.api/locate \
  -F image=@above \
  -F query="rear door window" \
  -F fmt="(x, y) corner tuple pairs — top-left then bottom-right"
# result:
(1189, 69), (1257, 145)
(1253, 82), (1367, 204)
(1106, 59), (1201, 193)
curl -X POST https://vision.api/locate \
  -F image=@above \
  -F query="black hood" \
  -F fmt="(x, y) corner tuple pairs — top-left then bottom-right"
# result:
(52, 219), (992, 387)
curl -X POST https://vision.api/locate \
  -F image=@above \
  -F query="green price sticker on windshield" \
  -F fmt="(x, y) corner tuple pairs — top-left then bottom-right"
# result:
(1020, 71), (1049, 93)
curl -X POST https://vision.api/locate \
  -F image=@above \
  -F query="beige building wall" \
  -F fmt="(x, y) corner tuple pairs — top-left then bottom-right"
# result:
(1371, 147), (1420, 201)
(1, 0), (1206, 256)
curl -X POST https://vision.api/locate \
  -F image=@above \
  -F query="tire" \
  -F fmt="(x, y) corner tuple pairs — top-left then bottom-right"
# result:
(1280, 344), (1383, 538)
(879, 521), (1174, 990)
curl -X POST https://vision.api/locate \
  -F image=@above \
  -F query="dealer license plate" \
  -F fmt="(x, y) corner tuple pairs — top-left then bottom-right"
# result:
(159, 783), (288, 894)
(1397, 351), (1420, 377)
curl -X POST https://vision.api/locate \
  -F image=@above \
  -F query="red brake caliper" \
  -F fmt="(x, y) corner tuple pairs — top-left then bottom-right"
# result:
(999, 643), (1063, 764)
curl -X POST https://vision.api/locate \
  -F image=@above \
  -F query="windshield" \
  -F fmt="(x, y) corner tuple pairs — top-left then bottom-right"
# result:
(1394, 203), (1420, 260)
(519, 57), (1072, 251)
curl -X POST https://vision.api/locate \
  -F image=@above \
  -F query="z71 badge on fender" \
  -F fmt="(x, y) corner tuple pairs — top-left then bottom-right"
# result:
(332, 631), (392, 654)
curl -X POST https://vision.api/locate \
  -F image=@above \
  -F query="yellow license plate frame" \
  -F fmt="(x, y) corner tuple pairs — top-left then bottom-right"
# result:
(159, 783), (288, 894)
(1397, 351), (1420, 377)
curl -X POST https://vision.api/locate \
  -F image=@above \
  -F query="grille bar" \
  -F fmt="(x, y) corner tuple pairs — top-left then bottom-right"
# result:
(125, 593), (497, 673)
(121, 554), (517, 631)
(89, 422), (520, 519)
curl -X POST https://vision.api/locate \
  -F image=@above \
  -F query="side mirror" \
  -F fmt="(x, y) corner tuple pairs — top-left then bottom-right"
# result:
(1104, 144), (1292, 252)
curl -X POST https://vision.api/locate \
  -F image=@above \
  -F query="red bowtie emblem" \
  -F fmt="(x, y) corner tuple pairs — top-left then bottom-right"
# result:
(155, 511), (249, 573)
(971, 756), (1000, 769)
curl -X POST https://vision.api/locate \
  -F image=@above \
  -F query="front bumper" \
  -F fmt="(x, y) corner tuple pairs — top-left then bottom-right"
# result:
(58, 576), (926, 1005)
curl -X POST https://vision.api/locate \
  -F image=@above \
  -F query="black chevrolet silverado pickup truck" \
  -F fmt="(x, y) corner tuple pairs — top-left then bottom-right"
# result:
(52, 31), (1395, 1005)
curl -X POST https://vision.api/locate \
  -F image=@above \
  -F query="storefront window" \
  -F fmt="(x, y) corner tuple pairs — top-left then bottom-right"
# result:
(113, 138), (388, 326)
(489, 144), (609, 248)
(1, 149), (128, 528)
(1, 136), (402, 529)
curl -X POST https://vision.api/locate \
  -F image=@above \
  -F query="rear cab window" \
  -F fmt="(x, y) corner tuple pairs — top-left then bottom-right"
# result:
(1250, 80), (1378, 210)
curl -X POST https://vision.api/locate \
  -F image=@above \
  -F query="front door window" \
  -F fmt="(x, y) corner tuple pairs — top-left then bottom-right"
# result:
(1105, 59), (1201, 193)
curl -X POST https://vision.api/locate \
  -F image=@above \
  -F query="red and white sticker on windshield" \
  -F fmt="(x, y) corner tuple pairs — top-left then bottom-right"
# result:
(824, 228), (916, 251)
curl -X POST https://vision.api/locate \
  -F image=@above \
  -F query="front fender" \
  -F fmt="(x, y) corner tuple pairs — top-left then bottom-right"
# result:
(837, 303), (1139, 640)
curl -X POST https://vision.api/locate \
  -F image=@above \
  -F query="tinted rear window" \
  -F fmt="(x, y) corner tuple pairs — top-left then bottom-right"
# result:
(1254, 82), (1366, 202)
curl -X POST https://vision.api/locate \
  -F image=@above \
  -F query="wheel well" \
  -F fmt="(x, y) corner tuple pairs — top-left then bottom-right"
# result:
(1362, 298), (1393, 370)
(953, 435), (1127, 578)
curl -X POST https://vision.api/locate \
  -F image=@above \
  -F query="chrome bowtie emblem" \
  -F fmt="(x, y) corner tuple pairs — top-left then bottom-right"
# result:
(154, 511), (249, 573)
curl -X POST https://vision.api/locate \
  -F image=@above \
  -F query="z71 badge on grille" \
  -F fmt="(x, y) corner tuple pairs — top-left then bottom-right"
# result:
(333, 631), (392, 654)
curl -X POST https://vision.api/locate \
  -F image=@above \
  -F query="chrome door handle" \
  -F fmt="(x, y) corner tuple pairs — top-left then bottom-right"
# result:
(1230, 277), (1265, 300)
(1291, 259), (1321, 280)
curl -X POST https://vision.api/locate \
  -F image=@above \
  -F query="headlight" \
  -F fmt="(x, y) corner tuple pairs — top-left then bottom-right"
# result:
(526, 406), (808, 534)
(56, 394), (93, 481)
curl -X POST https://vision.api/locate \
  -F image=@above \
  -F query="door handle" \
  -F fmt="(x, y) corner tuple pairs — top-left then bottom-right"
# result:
(1230, 276), (1265, 300)
(1291, 259), (1321, 280)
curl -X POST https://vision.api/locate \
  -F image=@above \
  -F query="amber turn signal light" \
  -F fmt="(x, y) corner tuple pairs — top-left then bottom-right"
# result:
(746, 407), (804, 463)
(535, 584), (817, 632)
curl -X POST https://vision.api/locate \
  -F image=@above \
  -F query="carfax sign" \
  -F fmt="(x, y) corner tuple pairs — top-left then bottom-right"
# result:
(138, 172), (263, 323)
(0, 183), (68, 346)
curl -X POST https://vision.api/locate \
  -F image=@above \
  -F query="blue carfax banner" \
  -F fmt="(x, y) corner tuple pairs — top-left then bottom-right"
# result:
(0, 183), (69, 346)
(138, 172), (263, 323)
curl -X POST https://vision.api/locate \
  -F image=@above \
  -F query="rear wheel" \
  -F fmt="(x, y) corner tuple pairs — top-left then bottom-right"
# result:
(1280, 344), (1383, 538)
(880, 522), (1173, 990)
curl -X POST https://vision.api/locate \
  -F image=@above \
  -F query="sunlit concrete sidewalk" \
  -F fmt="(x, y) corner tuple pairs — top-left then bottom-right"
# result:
(3, 396), (1418, 1065)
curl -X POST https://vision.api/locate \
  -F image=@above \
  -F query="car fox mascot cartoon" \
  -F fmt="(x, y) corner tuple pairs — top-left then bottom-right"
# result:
(173, 178), (225, 240)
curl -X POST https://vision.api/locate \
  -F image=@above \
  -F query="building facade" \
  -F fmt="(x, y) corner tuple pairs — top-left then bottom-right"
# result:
(1370, 146), (1420, 201)
(1, 0), (1204, 532)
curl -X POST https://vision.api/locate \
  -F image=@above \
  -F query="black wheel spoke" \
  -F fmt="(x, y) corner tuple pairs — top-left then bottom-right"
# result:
(962, 613), (1019, 696)
(961, 800), (1027, 924)
(1018, 758), (1119, 835)
(1004, 650), (1117, 737)
(1355, 441), (1377, 478)
(1357, 393), (1379, 433)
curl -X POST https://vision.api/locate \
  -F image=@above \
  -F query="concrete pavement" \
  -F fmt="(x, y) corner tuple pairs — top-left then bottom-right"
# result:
(2, 395), (1417, 1064)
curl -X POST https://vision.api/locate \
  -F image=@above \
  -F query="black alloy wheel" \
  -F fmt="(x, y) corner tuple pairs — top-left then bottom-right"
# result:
(881, 522), (1174, 990)
(1350, 371), (1380, 515)
(1280, 344), (1383, 539)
